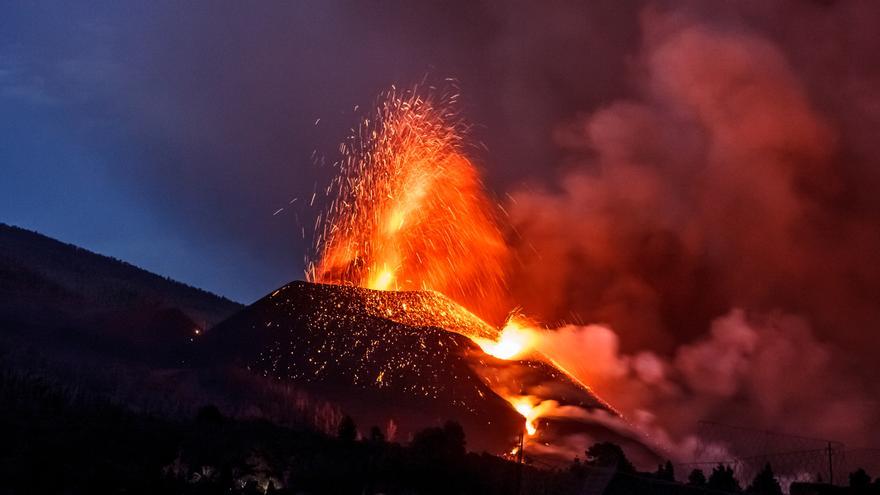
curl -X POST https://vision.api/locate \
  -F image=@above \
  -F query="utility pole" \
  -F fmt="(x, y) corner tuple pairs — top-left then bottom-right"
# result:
(514, 429), (524, 495)
(827, 442), (834, 485)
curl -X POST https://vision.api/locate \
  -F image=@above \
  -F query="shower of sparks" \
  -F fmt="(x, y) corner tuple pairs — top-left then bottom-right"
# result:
(307, 87), (509, 322)
(297, 86), (617, 443)
(257, 282), (495, 406)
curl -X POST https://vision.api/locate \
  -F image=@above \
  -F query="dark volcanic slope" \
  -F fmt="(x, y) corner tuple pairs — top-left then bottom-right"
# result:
(0, 223), (242, 367)
(206, 281), (524, 450)
(205, 281), (615, 453)
(0, 223), (241, 327)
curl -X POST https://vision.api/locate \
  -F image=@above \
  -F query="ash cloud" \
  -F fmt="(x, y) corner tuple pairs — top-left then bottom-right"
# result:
(505, 4), (880, 449)
(533, 310), (877, 456)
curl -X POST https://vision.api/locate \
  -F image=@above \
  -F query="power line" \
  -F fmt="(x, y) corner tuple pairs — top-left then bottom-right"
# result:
(681, 421), (880, 489)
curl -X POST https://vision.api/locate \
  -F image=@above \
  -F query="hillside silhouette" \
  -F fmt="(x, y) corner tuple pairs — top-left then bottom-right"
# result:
(0, 223), (241, 367)
(0, 223), (241, 325)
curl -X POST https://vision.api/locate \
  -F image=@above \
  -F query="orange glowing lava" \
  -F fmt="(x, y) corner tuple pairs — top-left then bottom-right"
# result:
(308, 87), (609, 445)
(474, 315), (537, 360)
(309, 88), (508, 322)
(509, 396), (554, 436)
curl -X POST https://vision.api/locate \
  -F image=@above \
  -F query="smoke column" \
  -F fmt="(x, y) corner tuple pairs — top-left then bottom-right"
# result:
(504, 6), (880, 452)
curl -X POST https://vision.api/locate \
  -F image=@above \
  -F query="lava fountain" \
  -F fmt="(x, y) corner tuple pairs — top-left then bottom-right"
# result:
(307, 86), (613, 443)
(308, 87), (509, 323)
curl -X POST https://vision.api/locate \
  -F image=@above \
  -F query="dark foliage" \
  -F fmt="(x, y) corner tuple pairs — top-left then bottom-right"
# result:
(847, 468), (880, 495)
(369, 425), (385, 443)
(337, 414), (358, 442)
(689, 468), (707, 486)
(708, 464), (742, 493)
(656, 460), (675, 481)
(196, 404), (226, 425)
(851, 469), (872, 489)
(0, 366), (568, 494)
(585, 441), (636, 474)
(13, 367), (880, 495)
(747, 463), (782, 495)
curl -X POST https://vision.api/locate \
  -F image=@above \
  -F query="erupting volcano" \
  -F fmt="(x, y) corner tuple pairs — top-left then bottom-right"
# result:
(208, 88), (652, 462)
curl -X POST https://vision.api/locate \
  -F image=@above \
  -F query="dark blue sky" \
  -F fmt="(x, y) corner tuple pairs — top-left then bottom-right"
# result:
(0, 1), (640, 302)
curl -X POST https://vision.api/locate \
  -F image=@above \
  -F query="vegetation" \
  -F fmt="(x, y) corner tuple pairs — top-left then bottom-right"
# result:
(747, 463), (783, 495)
(5, 362), (880, 494)
(0, 366), (546, 494)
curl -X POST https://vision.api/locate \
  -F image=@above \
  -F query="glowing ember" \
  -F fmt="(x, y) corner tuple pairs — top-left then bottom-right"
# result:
(509, 396), (551, 436)
(308, 87), (509, 322)
(473, 316), (536, 360)
(513, 399), (533, 418)
(362, 288), (498, 340)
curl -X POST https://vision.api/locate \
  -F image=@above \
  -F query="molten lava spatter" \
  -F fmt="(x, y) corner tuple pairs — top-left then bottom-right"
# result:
(473, 314), (537, 360)
(205, 280), (619, 455)
(300, 87), (622, 451)
(308, 88), (509, 322)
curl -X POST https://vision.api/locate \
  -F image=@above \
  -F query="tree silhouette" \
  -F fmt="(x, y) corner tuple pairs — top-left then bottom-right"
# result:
(585, 442), (635, 474)
(688, 468), (707, 486)
(708, 464), (742, 493)
(369, 425), (385, 443)
(410, 420), (467, 462)
(195, 404), (224, 424)
(851, 468), (871, 489)
(337, 415), (357, 442)
(442, 420), (466, 458)
(655, 460), (675, 481)
(747, 463), (782, 495)
(10, 360), (703, 495)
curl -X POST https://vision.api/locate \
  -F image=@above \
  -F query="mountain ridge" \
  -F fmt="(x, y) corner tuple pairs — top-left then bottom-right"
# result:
(0, 223), (242, 327)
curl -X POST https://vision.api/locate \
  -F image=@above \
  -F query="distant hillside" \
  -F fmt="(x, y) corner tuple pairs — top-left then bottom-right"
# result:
(0, 223), (241, 327)
(0, 223), (243, 370)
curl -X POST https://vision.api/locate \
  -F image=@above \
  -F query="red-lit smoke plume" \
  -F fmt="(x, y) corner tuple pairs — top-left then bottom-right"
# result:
(306, 5), (880, 461)
(504, 7), (880, 451)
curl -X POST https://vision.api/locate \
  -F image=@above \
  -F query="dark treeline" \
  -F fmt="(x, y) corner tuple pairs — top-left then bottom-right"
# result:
(0, 365), (564, 494)
(4, 364), (880, 495)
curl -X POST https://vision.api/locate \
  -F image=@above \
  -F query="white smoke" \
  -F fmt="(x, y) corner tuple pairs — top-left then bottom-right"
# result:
(531, 309), (877, 459)
(505, 6), (880, 453)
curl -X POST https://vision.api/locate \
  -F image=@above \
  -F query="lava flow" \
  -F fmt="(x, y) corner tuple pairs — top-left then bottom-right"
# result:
(473, 314), (537, 360)
(307, 86), (609, 442)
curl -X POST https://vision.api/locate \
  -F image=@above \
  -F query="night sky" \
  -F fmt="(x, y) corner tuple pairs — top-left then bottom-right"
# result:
(0, 0), (641, 303)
